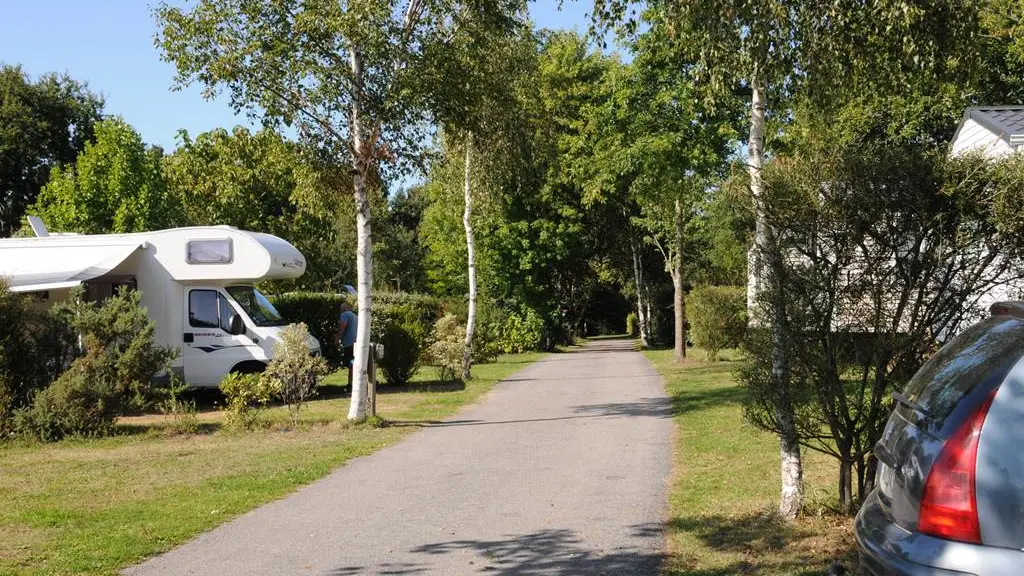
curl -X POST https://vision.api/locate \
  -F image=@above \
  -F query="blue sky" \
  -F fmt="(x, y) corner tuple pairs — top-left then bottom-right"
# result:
(0, 1), (599, 152)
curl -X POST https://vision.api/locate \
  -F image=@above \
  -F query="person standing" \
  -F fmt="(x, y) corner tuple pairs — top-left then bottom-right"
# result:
(337, 302), (358, 389)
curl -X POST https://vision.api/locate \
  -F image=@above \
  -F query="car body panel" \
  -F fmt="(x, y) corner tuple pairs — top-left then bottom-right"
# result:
(858, 313), (1024, 573)
(858, 490), (1024, 576)
(976, 356), (1024, 548)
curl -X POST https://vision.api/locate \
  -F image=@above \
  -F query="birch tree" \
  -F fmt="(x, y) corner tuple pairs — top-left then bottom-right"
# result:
(429, 23), (533, 379)
(593, 0), (979, 518)
(155, 0), (520, 421)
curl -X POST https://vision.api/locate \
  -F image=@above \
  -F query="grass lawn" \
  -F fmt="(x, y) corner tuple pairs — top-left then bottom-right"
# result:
(645, 348), (858, 576)
(0, 353), (544, 576)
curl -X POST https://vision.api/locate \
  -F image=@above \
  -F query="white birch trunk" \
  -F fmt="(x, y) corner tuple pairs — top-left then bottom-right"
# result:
(347, 46), (373, 423)
(461, 140), (477, 381)
(673, 197), (686, 363)
(630, 236), (649, 346)
(748, 67), (803, 519)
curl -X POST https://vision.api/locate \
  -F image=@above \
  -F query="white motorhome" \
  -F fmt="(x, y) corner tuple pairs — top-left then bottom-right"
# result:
(0, 219), (320, 387)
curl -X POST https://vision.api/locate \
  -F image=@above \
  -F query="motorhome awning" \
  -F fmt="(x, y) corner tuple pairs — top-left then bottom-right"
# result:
(3, 242), (144, 293)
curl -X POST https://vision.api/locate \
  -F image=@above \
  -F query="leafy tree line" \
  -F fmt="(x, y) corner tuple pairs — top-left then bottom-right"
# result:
(592, 0), (1024, 519)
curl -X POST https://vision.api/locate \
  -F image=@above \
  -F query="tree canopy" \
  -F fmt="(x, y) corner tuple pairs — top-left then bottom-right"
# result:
(0, 64), (104, 237)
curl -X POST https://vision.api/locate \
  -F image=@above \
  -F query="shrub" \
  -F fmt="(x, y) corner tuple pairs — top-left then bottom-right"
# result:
(263, 323), (329, 426)
(372, 292), (442, 384)
(270, 292), (347, 367)
(159, 378), (199, 436)
(220, 372), (275, 430)
(0, 374), (15, 440)
(19, 289), (177, 440)
(499, 309), (545, 354)
(426, 314), (466, 381)
(377, 305), (426, 385)
(20, 358), (120, 441)
(0, 280), (46, 421)
(688, 286), (747, 361)
(371, 291), (443, 337)
(626, 312), (638, 337)
(443, 297), (505, 364)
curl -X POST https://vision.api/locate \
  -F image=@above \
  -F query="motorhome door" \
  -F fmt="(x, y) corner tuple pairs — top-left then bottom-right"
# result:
(183, 288), (259, 386)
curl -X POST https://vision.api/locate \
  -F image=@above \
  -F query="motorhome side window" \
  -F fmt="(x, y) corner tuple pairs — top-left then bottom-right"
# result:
(186, 239), (232, 264)
(189, 290), (234, 332)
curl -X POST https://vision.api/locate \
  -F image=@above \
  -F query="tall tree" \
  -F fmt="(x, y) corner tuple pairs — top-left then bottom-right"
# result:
(30, 118), (176, 234)
(429, 22), (534, 379)
(590, 0), (806, 515)
(163, 126), (349, 290)
(593, 0), (991, 518)
(0, 64), (103, 237)
(156, 0), (520, 421)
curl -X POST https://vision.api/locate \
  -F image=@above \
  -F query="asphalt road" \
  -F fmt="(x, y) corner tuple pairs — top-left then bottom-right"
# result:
(124, 339), (674, 576)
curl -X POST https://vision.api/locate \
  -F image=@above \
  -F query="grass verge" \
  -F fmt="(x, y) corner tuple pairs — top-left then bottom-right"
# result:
(644, 349), (857, 576)
(0, 353), (544, 576)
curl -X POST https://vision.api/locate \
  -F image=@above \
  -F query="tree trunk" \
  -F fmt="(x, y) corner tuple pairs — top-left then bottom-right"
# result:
(749, 66), (803, 519)
(673, 197), (686, 362)
(347, 46), (373, 423)
(630, 236), (649, 346)
(860, 455), (876, 503)
(839, 457), (853, 515)
(461, 139), (477, 381)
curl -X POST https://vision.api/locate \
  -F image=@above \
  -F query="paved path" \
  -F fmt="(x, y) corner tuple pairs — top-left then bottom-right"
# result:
(125, 339), (673, 576)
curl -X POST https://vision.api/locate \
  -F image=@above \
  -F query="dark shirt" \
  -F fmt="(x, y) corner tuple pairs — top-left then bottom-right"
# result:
(339, 310), (358, 347)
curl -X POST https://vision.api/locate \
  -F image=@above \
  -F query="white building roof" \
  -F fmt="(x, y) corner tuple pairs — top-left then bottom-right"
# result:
(951, 106), (1024, 158)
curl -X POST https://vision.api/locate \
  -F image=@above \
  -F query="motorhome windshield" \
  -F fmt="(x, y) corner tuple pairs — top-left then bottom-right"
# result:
(226, 286), (286, 327)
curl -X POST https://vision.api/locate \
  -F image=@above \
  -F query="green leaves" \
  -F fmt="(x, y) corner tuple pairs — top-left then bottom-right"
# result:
(0, 64), (104, 237)
(29, 118), (177, 234)
(155, 0), (525, 174)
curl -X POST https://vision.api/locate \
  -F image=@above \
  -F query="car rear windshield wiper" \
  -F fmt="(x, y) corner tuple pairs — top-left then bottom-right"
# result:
(892, 391), (934, 418)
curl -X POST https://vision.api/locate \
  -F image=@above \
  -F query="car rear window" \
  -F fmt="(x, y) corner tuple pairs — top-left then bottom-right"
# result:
(902, 316), (1024, 428)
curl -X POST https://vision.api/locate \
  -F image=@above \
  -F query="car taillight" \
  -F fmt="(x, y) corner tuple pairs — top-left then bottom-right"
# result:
(918, 391), (996, 544)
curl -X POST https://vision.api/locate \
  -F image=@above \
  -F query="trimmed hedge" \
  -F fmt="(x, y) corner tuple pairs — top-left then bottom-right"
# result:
(270, 292), (347, 367)
(270, 291), (444, 384)
(688, 286), (747, 361)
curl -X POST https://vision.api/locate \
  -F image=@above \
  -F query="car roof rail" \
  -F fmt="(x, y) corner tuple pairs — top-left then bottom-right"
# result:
(990, 301), (1024, 319)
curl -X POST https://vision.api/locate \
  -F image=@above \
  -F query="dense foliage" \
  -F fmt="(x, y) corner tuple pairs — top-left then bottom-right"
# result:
(0, 64), (103, 237)
(30, 118), (176, 234)
(688, 286), (747, 361)
(18, 289), (177, 441)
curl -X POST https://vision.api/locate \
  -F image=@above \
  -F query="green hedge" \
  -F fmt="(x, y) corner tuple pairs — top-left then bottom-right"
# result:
(270, 292), (348, 367)
(688, 286), (747, 361)
(270, 291), (444, 383)
(372, 292), (443, 384)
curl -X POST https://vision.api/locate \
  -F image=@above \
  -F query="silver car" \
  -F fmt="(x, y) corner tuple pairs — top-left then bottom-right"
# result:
(856, 303), (1024, 575)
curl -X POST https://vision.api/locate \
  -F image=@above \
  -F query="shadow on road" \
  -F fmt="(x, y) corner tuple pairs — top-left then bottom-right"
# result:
(574, 397), (674, 418)
(328, 526), (663, 575)
(386, 398), (673, 428)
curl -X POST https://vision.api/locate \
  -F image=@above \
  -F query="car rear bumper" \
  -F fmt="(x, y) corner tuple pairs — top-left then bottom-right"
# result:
(856, 489), (1024, 576)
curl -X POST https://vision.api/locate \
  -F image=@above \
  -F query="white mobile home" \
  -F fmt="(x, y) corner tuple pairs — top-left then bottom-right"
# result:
(0, 220), (319, 387)
(950, 105), (1024, 159)
(745, 106), (1024, 331)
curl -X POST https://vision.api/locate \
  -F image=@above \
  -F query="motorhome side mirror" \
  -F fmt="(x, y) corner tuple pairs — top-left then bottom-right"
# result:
(229, 314), (245, 336)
